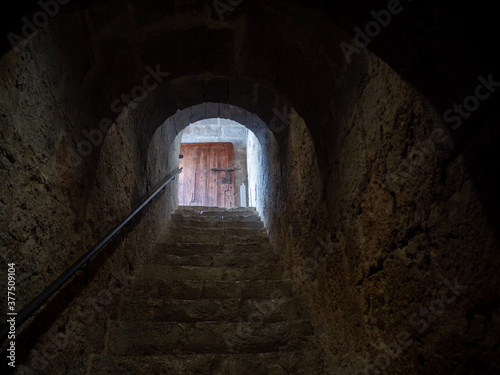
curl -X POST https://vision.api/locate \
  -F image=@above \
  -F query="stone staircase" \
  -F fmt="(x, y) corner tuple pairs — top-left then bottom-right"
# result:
(88, 206), (324, 374)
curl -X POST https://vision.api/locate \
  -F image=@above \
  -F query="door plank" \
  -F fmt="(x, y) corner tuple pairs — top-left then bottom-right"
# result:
(179, 143), (235, 207)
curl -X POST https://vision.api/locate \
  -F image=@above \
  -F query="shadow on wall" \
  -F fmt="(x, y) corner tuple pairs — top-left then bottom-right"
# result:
(261, 52), (500, 375)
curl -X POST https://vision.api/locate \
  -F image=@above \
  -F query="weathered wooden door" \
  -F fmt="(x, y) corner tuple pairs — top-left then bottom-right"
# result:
(178, 143), (236, 207)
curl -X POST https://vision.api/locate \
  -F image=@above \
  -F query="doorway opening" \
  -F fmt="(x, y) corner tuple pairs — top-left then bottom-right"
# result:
(179, 142), (236, 207)
(178, 118), (260, 208)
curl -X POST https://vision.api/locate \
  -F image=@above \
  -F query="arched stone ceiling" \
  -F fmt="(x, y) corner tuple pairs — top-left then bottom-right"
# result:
(2, 0), (499, 180)
(152, 102), (274, 149)
(2, 0), (497, 117)
(41, 0), (345, 140)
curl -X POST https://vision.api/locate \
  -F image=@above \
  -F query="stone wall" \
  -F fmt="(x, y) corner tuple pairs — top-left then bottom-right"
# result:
(0, 33), (180, 373)
(246, 126), (280, 231)
(246, 130), (260, 208)
(263, 51), (500, 375)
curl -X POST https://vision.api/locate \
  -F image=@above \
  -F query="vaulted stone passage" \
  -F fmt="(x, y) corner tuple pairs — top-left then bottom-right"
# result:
(1, 1), (499, 375)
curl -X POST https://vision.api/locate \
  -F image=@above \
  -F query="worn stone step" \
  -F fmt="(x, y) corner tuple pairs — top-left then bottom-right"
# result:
(176, 206), (257, 214)
(106, 320), (314, 355)
(90, 351), (324, 375)
(171, 213), (262, 222)
(174, 210), (260, 218)
(166, 226), (265, 238)
(87, 203), (326, 375)
(150, 252), (277, 267)
(120, 296), (309, 323)
(171, 219), (264, 229)
(140, 264), (284, 281)
(130, 279), (294, 300)
(155, 242), (272, 256)
(178, 205), (257, 212)
(164, 233), (268, 245)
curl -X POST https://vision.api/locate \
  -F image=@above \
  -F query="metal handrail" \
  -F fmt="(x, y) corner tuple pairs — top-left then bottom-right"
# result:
(0, 167), (183, 343)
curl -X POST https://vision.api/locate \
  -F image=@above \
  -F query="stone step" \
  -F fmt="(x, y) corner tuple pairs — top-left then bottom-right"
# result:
(149, 252), (277, 267)
(164, 233), (268, 245)
(140, 264), (284, 281)
(171, 219), (264, 229)
(166, 226), (265, 237)
(86, 204), (326, 374)
(155, 242), (272, 256)
(171, 213), (262, 222)
(170, 213), (262, 225)
(130, 279), (294, 300)
(175, 209), (259, 218)
(106, 320), (314, 356)
(176, 206), (257, 213)
(90, 351), (324, 375)
(120, 297), (309, 323)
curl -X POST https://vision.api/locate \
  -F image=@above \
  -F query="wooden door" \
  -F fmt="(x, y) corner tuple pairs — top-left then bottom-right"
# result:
(178, 143), (236, 207)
